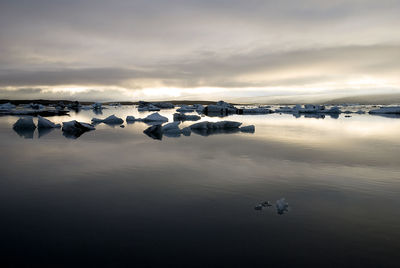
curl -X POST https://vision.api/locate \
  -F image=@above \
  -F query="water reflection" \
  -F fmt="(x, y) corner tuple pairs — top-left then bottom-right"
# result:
(1, 106), (400, 267)
(13, 127), (35, 139)
(191, 128), (240, 136)
(38, 127), (55, 138)
(292, 113), (339, 119)
(143, 125), (163, 140)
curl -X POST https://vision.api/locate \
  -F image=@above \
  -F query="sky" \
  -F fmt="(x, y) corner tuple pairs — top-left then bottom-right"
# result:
(0, 0), (399, 103)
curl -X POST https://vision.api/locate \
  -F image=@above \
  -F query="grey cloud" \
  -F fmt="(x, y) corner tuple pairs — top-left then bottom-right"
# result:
(0, 0), (399, 100)
(1, 44), (398, 89)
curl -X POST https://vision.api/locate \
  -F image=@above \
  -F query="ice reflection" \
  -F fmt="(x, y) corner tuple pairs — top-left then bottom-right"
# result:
(13, 127), (35, 139)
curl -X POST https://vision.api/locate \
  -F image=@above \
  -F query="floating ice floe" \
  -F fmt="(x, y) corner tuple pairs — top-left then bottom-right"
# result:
(240, 108), (273, 114)
(142, 112), (168, 123)
(176, 105), (195, 113)
(181, 127), (191, 136)
(254, 201), (272, 210)
(276, 198), (289, 215)
(13, 117), (37, 130)
(173, 113), (201, 122)
(126, 116), (136, 123)
(92, 102), (103, 110)
(37, 115), (61, 128)
(152, 102), (174, 109)
(0, 102), (16, 110)
(369, 106), (400, 114)
(62, 120), (95, 139)
(275, 104), (341, 114)
(92, 114), (124, 125)
(162, 122), (181, 133)
(190, 121), (242, 130)
(13, 117), (36, 139)
(203, 101), (237, 116)
(240, 125), (255, 133)
(138, 101), (161, 111)
(189, 121), (243, 136)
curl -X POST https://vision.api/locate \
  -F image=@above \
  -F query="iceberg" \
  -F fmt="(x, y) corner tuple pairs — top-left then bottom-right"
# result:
(13, 117), (37, 130)
(152, 102), (175, 109)
(126, 116), (136, 123)
(240, 108), (273, 114)
(37, 115), (61, 128)
(369, 106), (400, 114)
(62, 120), (95, 139)
(92, 102), (103, 110)
(13, 117), (36, 139)
(138, 101), (161, 111)
(240, 125), (255, 133)
(0, 102), (16, 110)
(176, 105), (195, 113)
(142, 112), (168, 123)
(190, 121), (242, 130)
(91, 114), (124, 125)
(276, 198), (289, 215)
(161, 122), (181, 137)
(173, 113), (201, 122)
(181, 127), (192, 136)
(203, 101), (237, 116)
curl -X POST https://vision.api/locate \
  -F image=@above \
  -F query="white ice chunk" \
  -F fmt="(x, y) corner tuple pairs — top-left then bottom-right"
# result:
(276, 198), (289, 214)
(0, 102), (16, 110)
(126, 116), (136, 122)
(240, 125), (255, 133)
(13, 117), (36, 130)
(142, 112), (168, 122)
(369, 106), (400, 114)
(37, 115), (61, 128)
(91, 114), (124, 125)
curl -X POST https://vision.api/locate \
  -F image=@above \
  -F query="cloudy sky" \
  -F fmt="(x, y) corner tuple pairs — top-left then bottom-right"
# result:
(1, 0), (399, 102)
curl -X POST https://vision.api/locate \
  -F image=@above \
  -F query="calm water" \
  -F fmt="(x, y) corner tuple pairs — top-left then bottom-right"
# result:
(1, 106), (400, 267)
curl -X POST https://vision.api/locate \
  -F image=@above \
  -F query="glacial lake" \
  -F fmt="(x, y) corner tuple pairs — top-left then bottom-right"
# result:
(1, 106), (400, 267)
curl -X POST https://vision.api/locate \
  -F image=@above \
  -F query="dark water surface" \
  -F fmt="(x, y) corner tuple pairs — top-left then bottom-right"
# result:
(1, 106), (399, 267)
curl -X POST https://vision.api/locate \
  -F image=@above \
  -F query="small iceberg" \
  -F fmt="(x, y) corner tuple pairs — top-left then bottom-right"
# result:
(91, 114), (124, 125)
(203, 101), (237, 116)
(240, 108), (273, 114)
(92, 102), (103, 110)
(369, 106), (400, 114)
(173, 113), (201, 122)
(276, 198), (289, 215)
(13, 117), (36, 138)
(13, 117), (37, 130)
(152, 102), (175, 109)
(0, 102), (16, 110)
(176, 105), (195, 113)
(162, 122), (182, 137)
(142, 112), (168, 123)
(37, 115), (61, 129)
(126, 116), (136, 123)
(190, 121), (242, 130)
(240, 125), (255, 133)
(138, 101), (161, 111)
(254, 201), (272, 211)
(62, 120), (95, 139)
(181, 127), (191, 136)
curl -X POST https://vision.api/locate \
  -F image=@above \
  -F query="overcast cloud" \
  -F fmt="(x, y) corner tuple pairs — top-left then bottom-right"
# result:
(1, 0), (399, 101)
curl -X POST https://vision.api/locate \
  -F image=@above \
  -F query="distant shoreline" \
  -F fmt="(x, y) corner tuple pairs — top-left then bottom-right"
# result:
(0, 99), (225, 106)
(1, 98), (399, 106)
